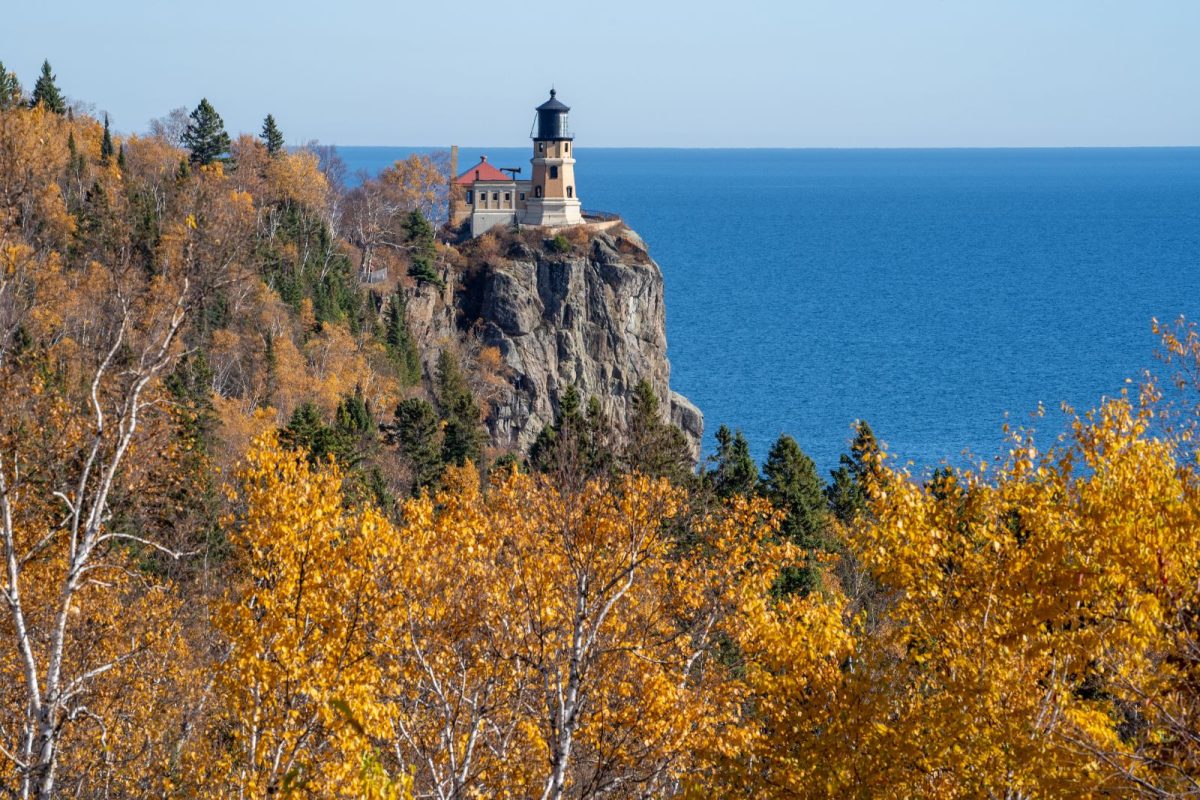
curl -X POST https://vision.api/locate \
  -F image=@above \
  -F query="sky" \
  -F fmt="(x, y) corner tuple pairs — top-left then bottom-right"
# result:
(2, 0), (1197, 148)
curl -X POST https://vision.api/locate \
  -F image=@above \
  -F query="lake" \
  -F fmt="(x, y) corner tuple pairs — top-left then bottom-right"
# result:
(338, 146), (1200, 474)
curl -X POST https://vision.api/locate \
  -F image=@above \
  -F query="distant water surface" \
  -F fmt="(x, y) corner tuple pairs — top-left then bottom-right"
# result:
(338, 146), (1200, 474)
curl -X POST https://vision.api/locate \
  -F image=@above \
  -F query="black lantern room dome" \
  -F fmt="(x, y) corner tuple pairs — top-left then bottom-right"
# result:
(533, 89), (572, 141)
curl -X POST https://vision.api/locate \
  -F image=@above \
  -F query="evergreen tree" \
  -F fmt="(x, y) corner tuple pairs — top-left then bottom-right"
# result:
(528, 424), (558, 471)
(66, 131), (85, 183)
(0, 61), (21, 110)
(260, 113), (284, 156)
(100, 113), (114, 164)
(404, 210), (441, 285)
(333, 386), (385, 505)
(182, 98), (231, 166)
(826, 420), (880, 524)
(530, 388), (582, 474)
(584, 397), (616, 476)
(278, 391), (384, 501)
(79, 180), (115, 256)
(761, 434), (830, 596)
(435, 350), (484, 467)
(708, 425), (758, 499)
(335, 384), (375, 441)
(622, 380), (693, 483)
(164, 350), (217, 454)
(384, 292), (421, 385)
(280, 403), (352, 466)
(528, 385), (613, 480)
(386, 397), (443, 494)
(556, 385), (585, 434)
(29, 60), (65, 114)
(403, 210), (435, 254)
(117, 143), (126, 170)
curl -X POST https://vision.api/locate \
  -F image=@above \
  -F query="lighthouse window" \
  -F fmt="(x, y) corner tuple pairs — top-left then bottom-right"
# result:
(535, 186), (543, 198)
(538, 142), (544, 153)
(565, 142), (569, 153)
(550, 166), (559, 179)
(567, 186), (573, 198)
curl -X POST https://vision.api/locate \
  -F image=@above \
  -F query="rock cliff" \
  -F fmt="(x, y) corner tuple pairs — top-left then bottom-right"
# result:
(405, 226), (703, 458)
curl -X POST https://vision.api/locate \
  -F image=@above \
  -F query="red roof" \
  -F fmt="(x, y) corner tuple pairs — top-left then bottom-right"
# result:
(455, 156), (511, 185)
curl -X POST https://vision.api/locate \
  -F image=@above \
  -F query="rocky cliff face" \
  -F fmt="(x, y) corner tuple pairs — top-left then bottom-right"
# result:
(406, 226), (703, 458)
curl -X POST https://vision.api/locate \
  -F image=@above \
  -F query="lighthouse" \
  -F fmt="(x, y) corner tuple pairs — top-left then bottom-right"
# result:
(520, 89), (584, 227)
(450, 90), (593, 236)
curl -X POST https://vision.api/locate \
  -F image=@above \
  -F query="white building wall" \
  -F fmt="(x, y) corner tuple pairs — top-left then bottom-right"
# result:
(471, 209), (517, 236)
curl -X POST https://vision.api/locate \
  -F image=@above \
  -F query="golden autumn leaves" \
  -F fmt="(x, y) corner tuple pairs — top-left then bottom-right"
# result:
(197, 434), (789, 798)
(191, 379), (1200, 798)
(67, 381), (1200, 799)
(696, 395), (1200, 799)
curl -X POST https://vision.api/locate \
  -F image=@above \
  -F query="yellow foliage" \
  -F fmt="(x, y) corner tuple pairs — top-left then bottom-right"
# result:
(198, 433), (410, 797)
(266, 149), (329, 210)
(698, 395), (1200, 798)
(206, 440), (788, 797)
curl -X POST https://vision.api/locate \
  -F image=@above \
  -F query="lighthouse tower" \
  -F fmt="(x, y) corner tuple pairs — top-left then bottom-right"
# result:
(520, 89), (584, 227)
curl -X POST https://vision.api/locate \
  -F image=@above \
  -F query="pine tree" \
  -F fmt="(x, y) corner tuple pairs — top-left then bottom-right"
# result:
(386, 397), (443, 494)
(164, 351), (218, 454)
(117, 143), (126, 170)
(336, 388), (373, 435)
(405, 210), (441, 285)
(29, 60), (65, 114)
(708, 425), (758, 499)
(528, 385), (613, 480)
(403, 209), (435, 256)
(160, 350), (223, 568)
(826, 420), (879, 524)
(385, 292), (421, 385)
(66, 131), (85, 182)
(260, 113), (284, 156)
(182, 97), (231, 166)
(0, 61), (21, 110)
(761, 434), (830, 596)
(623, 380), (693, 483)
(331, 385), (379, 481)
(280, 403), (354, 466)
(100, 113), (114, 164)
(435, 350), (484, 467)
(586, 396), (615, 474)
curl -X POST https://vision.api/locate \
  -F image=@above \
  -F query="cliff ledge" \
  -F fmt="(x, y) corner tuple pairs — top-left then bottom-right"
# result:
(407, 226), (703, 458)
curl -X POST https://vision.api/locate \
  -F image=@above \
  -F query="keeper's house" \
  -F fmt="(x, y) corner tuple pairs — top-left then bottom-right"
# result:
(450, 90), (585, 237)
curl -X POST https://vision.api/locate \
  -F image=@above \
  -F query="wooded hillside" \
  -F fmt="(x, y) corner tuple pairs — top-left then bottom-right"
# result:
(0, 61), (1198, 799)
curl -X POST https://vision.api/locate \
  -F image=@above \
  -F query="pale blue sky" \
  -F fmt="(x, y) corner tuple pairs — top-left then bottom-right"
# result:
(2, 0), (1196, 147)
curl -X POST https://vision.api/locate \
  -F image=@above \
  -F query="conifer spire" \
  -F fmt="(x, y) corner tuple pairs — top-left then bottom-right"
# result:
(100, 113), (114, 164)
(182, 97), (231, 166)
(260, 113), (284, 156)
(30, 59), (65, 114)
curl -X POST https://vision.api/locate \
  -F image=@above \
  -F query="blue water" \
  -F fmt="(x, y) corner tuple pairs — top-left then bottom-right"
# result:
(338, 146), (1200, 474)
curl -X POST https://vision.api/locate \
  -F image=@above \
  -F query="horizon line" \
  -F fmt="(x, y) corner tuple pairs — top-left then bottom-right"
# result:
(322, 143), (1200, 151)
